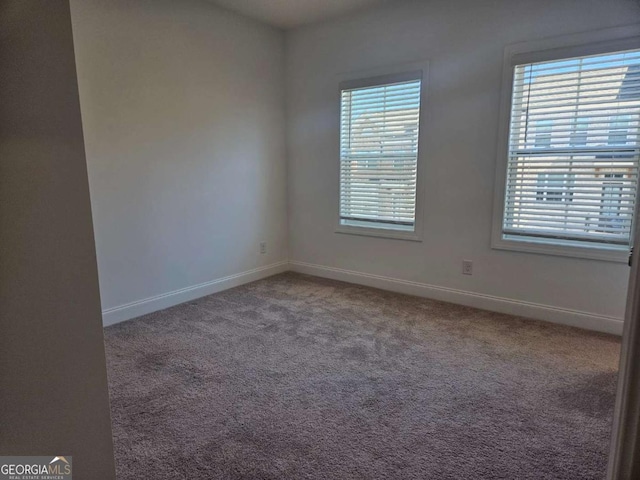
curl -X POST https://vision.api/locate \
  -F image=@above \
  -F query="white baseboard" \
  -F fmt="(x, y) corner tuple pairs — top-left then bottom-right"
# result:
(102, 261), (289, 327)
(289, 261), (624, 335)
(102, 259), (624, 335)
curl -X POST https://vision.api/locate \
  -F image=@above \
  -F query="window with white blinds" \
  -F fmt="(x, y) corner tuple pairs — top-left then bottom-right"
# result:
(502, 48), (640, 248)
(340, 75), (422, 232)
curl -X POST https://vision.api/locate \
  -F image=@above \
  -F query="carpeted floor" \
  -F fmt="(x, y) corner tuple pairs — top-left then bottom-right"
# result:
(105, 272), (621, 479)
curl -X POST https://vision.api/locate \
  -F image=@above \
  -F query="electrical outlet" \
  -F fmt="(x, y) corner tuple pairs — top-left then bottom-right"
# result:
(260, 242), (267, 254)
(462, 260), (473, 275)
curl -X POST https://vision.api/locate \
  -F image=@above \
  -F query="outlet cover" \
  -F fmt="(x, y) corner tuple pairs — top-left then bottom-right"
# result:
(462, 260), (473, 275)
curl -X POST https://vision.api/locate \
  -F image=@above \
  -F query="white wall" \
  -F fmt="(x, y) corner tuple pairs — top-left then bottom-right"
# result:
(0, 1), (115, 477)
(69, 0), (288, 324)
(286, 0), (640, 333)
(67, 0), (639, 332)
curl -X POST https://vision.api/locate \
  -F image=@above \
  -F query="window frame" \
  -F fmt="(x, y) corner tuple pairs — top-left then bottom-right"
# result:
(334, 61), (430, 242)
(491, 26), (640, 263)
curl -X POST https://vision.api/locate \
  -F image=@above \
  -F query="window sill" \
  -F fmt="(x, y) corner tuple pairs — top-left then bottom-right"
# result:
(491, 235), (629, 263)
(335, 225), (422, 242)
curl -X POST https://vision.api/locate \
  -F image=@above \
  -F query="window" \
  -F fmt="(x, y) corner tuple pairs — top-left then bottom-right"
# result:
(339, 72), (423, 236)
(534, 120), (553, 148)
(600, 173), (625, 231)
(494, 35), (640, 260)
(536, 173), (574, 202)
(608, 115), (631, 145)
(570, 118), (589, 147)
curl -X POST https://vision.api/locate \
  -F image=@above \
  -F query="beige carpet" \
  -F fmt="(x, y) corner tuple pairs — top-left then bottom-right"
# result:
(105, 272), (620, 479)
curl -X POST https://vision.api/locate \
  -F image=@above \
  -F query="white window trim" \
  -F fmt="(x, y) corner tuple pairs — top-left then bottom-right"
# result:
(491, 25), (640, 263)
(334, 60), (430, 242)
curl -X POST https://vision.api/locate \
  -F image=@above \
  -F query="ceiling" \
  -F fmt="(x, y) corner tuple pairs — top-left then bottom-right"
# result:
(205, 0), (393, 29)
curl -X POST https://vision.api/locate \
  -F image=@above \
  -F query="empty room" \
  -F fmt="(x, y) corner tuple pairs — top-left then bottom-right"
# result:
(3, 0), (640, 479)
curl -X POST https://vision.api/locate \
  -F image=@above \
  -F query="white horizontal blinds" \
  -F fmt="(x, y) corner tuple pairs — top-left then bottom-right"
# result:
(504, 49), (640, 246)
(340, 78), (421, 231)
